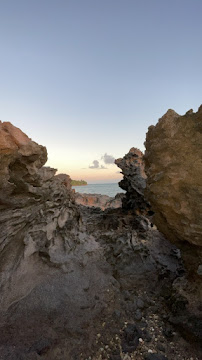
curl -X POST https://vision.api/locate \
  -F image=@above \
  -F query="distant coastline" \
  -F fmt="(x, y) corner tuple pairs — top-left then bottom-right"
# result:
(71, 179), (87, 186)
(72, 183), (125, 197)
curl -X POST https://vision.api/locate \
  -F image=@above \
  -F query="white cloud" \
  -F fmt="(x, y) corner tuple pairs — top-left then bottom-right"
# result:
(102, 153), (115, 164)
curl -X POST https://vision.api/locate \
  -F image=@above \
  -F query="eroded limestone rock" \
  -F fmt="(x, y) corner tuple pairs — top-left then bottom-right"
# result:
(115, 147), (150, 214)
(0, 121), (201, 359)
(0, 122), (121, 359)
(144, 106), (202, 273)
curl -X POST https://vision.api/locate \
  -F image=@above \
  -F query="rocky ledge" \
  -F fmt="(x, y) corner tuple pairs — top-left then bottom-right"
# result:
(0, 114), (201, 360)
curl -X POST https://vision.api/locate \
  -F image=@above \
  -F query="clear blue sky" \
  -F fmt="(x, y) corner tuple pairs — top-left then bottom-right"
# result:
(0, 0), (201, 182)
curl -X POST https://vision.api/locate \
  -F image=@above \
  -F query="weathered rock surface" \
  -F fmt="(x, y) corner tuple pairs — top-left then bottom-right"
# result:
(0, 122), (120, 359)
(144, 106), (202, 273)
(0, 121), (201, 359)
(115, 148), (150, 214)
(0, 121), (47, 208)
(75, 192), (123, 210)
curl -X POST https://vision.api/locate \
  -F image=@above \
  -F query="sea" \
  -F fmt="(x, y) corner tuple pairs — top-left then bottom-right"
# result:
(72, 183), (125, 197)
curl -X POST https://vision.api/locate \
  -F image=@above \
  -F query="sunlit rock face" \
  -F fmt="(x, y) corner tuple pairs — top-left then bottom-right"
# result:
(144, 106), (202, 272)
(115, 147), (150, 214)
(0, 121), (47, 208)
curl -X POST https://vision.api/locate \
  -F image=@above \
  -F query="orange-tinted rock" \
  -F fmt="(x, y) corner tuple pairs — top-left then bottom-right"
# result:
(0, 121), (47, 207)
(75, 192), (123, 210)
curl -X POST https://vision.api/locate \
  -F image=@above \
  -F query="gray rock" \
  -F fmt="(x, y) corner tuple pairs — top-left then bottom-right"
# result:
(134, 309), (142, 321)
(137, 298), (145, 309)
(144, 354), (168, 360)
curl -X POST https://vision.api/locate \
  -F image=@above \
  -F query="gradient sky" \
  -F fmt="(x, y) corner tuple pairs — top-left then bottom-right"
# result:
(0, 0), (201, 183)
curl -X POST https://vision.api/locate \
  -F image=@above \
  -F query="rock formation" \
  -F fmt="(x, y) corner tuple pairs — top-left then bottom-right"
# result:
(0, 122), (121, 359)
(75, 192), (123, 210)
(0, 121), (47, 208)
(144, 106), (202, 274)
(0, 121), (201, 359)
(115, 148), (150, 214)
(0, 121), (82, 310)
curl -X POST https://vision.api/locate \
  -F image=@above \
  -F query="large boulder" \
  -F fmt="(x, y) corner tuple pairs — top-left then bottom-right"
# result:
(144, 106), (202, 273)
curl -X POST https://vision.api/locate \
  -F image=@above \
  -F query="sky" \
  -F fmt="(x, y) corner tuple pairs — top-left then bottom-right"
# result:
(0, 0), (201, 183)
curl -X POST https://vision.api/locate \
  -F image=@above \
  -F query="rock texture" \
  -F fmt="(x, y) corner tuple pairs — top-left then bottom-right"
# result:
(0, 121), (47, 208)
(115, 148), (150, 214)
(0, 122), (81, 310)
(0, 121), (201, 359)
(0, 122), (120, 359)
(75, 192), (123, 210)
(144, 107), (202, 273)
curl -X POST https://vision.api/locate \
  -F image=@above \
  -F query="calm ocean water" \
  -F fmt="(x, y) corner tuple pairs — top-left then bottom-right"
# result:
(72, 183), (125, 197)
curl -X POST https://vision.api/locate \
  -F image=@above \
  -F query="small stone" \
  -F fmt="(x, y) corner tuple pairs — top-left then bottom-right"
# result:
(137, 298), (145, 309)
(122, 323), (141, 353)
(114, 309), (121, 318)
(157, 344), (165, 352)
(123, 290), (131, 300)
(123, 355), (131, 360)
(144, 354), (168, 360)
(163, 326), (173, 338)
(197, 264), (202, 276)
(134, 309), (142, 321)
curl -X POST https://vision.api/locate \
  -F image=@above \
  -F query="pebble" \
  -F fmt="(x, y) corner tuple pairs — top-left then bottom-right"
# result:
(157, 343), (165, 352)
(134, 309), (142, 321)
(123, 290), (131, 300)
(114, 309), (121, 318)
(123, 355), (131, 360)
(137, 298), (145, 309)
